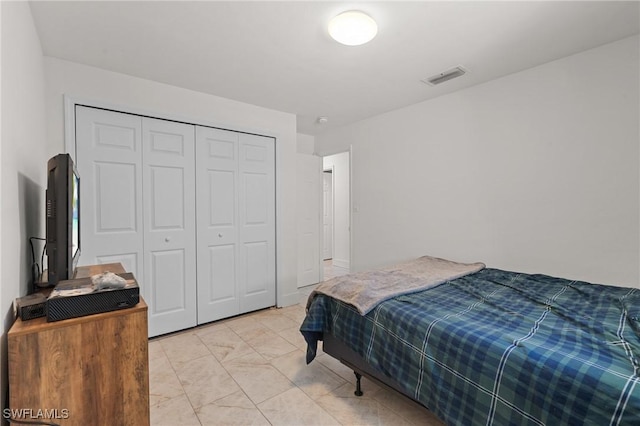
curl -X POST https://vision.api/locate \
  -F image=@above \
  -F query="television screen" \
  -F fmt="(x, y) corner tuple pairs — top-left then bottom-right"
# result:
(71, 171), (79, 261)
(46, 153), (80, 286)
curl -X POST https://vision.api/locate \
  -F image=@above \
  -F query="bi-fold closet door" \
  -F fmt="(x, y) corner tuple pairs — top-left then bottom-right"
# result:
(75, 106), (275, 337)
(195, 127), (276, 323)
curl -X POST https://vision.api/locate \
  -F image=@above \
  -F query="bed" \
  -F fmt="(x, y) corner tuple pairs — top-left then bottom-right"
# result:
(300, 256), (640, 425)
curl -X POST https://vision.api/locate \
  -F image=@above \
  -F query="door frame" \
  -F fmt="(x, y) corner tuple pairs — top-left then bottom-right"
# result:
(322, 166), (334, 263)
(319, 147), (353, 280)
(63, 95), (283, 306)
(64, 96), (278, 161)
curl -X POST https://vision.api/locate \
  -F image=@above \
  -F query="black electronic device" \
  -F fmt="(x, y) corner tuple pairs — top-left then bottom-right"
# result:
(46, 273), (139, 322)
(45, 153), (80, 287)
(16, 293), (47, 321)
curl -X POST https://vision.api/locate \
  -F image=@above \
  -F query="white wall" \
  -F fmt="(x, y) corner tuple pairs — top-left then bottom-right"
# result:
(0, 1), (50, 414)
(316, 35), (639, 288)
(296, 133), (322, 287)
(43, 57), (300, 306)
(296, 152), (322, 287)
(323, 152), (350, 271)
(297, 133), (315, 155)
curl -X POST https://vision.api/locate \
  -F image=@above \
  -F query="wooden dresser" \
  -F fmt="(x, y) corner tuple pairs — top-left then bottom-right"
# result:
(7, 263), (149, 425)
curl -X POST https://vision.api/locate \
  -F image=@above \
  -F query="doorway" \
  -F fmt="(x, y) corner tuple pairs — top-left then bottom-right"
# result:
(323, 169), (333, 261)
(322, 152), (350, 280)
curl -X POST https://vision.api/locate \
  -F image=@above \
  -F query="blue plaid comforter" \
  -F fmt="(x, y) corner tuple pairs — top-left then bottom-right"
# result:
(300, 268), (640, 425)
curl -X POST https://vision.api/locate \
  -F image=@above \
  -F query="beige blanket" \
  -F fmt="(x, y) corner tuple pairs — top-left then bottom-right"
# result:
(308, 256), (485, 315)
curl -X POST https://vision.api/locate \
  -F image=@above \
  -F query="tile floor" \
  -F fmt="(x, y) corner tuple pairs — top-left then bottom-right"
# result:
(323, 259), (349, 280)
(149, 285), (444, 425)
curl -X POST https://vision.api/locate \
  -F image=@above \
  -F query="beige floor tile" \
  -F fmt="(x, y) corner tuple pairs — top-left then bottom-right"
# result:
(197, 325), (256, 362)
(176, 354), (241, 409)
(196, 391), (270, 426)
(222, 352), (295, 404)
(225, 314), (273, 341)
(160, 332), (212, 370)
(279, 304), (308, 323)
(257, 387), (340, 426)
(150, 394), (201, 426)
(149, 296), (443, 426)
(316, 382), (413, 426)
(371, 386), (445, 425)
(271, 349), (346, 400)
(315, 353), (355, 381)
(315, 353), (381, 395)
(193, 320), (229, 337)
(252, 309), (301, 332)
(148, 339), (166, 361)
(244, 327), (297, 360)
(149, 354), (185, 406)
(277, 326), (308, 351)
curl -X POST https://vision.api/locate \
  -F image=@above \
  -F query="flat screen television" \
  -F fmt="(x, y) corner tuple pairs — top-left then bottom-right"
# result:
(46, 153), (80, 286)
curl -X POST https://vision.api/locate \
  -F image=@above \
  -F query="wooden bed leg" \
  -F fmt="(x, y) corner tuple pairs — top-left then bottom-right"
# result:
(354, 372), (364, 396)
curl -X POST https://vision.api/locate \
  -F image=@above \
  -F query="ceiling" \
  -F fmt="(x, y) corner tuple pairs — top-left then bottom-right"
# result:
(29, 1), (639, 135)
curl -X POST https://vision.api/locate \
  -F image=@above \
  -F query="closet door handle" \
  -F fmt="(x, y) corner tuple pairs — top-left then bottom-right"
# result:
(165, 237), (171, 242)
(218, 233), (223, 238)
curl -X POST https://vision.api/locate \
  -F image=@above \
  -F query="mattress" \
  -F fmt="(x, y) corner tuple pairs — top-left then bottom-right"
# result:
(300, 267), (640, 425)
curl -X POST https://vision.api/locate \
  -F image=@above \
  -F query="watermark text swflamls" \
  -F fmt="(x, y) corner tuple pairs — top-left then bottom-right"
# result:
(3, 408), (69, 420)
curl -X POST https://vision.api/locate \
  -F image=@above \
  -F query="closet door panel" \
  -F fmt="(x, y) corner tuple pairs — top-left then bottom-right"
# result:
(245, 242), (268, 294)
(143, 117), (197, 337)
(75, 106), (144, 279)
(196, 127), (240, 323)
(208, 245), (236, 301)
(209, 170), (235, 226)
(149, 249), (187, 312)
(238, 134), (276, 313)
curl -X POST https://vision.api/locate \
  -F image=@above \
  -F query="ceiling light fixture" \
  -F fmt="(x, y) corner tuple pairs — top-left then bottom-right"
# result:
(328, 11), (377, 46)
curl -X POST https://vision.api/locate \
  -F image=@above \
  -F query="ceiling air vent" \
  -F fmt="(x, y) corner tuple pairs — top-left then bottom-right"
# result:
(422, 66), (467, 86)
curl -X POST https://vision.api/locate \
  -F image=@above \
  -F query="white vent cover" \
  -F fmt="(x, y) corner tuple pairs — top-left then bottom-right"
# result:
(422, 66), (467, 86)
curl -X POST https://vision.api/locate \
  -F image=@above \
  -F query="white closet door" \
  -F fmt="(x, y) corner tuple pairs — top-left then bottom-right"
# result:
(238, 133), (276, 313)
(142, 117), (197, 337)
(77, 106), (275, 331)
(195, 128), (276, 323)
(75, 106), (144, 278)
(196, 127), (241, 323)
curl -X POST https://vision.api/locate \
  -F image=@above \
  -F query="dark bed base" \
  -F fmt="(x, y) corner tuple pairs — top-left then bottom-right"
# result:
(323, 333), (432, 411)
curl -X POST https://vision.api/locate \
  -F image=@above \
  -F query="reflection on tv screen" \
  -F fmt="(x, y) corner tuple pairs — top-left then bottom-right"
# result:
(72, 173), (79, 256)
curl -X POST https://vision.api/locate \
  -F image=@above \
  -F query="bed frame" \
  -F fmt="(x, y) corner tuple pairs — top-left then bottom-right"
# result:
(323, 332), (433, 412)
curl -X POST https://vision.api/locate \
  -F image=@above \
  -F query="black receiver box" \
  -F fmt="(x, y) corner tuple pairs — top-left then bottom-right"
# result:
(46, 272), (140, 322)
(16, 293), (47, 321)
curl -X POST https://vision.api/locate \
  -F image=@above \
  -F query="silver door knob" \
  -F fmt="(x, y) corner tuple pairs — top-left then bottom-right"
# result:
(218, 233), (223, 238)
(165, 237), (171, 242)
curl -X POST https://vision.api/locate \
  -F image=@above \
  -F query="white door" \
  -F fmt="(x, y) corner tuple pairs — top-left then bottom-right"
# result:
(238, 133), (276, 313)
(142, 117), (197, 336)
(296, 154), (321, 287)
(196, 127), (241, 322)
(195, 127), (276, 323)
(323, 172), (333, 260)
(76, 106), (276, 332)
(75, 106), (144, 277)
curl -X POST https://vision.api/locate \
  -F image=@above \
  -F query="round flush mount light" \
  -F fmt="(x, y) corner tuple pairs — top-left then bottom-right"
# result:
(328, 10), (377, 46)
